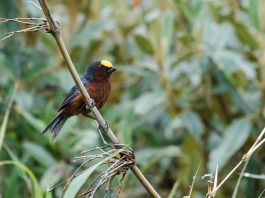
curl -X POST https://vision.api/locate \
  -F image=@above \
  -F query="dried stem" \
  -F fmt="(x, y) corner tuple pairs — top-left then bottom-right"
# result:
(72, 146), (134, 197)
(0, 17), (48, 42)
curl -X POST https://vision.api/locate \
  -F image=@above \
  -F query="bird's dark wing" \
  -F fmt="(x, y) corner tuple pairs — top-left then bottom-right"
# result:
(58, 78), (89, 111)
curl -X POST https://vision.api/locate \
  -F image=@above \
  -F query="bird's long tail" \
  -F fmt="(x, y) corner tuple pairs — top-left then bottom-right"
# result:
(41, 113), (67, 140)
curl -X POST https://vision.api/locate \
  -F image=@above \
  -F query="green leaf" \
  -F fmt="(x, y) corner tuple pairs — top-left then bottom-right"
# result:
(134, 34), (154, 54)
(212, 66), (252, 113)
(136, 146), (183, 171)
(18, 108), (46, 131)
(40, 163), (65, 191)
(72, 19), (115, 47)
(181, 111), (204, 140)
(189, 0), (202, 17)
(118, 107), (135, 144)
(208, 118), (252, 172)
(0, 160), (43, 198)
(249, 0), (259, 29)
(134, 90), (166, 116)
(174, 0), (194, 23)
(63, 162), (102, 198)
(161, 11), (175, 56)
(23, 142), (57, 168)
(45, 191), (53, 198)
(147, 14), (161, 56)
(232, 20), (258, 50)
(214, 50), (256, 79)
(0, 83), (16, 151)
(15, 92), (34, 110)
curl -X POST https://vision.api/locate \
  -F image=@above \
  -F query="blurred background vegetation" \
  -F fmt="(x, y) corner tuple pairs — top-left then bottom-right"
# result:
(1, 0), (265, 197)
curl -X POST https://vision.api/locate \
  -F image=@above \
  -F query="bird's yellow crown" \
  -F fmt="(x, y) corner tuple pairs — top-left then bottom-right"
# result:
(101, 60), (113, 68)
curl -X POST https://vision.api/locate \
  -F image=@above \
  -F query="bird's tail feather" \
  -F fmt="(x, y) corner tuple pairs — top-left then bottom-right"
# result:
(41, 114), (66, 140)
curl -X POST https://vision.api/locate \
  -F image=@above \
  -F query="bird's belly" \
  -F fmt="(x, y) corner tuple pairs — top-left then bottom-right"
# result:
(86, 80), (111, 109)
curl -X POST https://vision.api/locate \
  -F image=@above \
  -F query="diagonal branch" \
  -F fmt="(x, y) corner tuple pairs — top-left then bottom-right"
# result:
(36, 0), (161, 197)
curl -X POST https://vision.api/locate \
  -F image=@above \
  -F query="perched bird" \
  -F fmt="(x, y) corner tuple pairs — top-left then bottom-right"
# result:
(41, 60), (116, 139)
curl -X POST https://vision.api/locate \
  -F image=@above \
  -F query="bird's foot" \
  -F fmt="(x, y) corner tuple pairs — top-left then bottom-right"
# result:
(98, 125), (108, 145)
(97, 121), (109, 145)
(85, 99), (96, 110)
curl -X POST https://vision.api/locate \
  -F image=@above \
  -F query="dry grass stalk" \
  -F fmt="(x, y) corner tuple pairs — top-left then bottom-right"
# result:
(0, 18), (49, 42)
(71, 145), (135, 197)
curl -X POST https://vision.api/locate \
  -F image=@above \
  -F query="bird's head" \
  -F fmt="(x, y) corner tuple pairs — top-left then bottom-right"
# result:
(84, 60), (116, 80)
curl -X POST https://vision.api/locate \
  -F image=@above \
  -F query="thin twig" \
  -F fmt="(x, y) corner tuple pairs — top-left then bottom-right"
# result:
(242, 173), (265, 180)
(0, 18), (48, 42)
(232, 159), (250, 198)
(27, 0), (42, 10)
(0, 34), (13, 43)
(211, 165), (218, 198)
(0, 17), (46, 22)
(188, 162), (201, 197)
(71, 146), (134, 197)
(258, 188), (265, 198)
(249, 127), (265, 151)
(210, 161), (243, 195)
(0, 18), (39, 25)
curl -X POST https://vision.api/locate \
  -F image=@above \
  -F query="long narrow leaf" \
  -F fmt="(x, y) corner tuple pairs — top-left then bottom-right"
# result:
(0, 83), (17, 151)
(0, 160), (43, 198)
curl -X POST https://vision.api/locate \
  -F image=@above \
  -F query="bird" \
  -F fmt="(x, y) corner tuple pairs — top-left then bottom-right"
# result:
(41, 60), (116, 140)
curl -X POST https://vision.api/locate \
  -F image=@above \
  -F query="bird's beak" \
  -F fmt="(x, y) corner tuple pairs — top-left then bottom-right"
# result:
(108, 66), (116, 73)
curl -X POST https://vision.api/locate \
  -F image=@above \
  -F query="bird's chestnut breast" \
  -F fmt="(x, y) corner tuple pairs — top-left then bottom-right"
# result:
(87, 79), (111, 109)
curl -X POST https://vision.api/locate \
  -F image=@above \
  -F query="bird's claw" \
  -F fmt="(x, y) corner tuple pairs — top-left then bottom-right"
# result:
(98, 123), (108, 145)
(85, 99), (96, 110)
(98, 121), (109, 131)
(97, 121), (109, 145)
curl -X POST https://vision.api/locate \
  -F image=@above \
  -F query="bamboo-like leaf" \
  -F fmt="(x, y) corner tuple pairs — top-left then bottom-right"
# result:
(63, 162), (102, 198)
(23, 142), (57, 168)
(0, 160), (43, 198)
(134, 34), (154, 54)
(208, 119), (252, 172)
(0, 83), (17, 151)
(18, 108), (46, 131)
(182, 111), (204, 140)
(249, 0), (259, 29)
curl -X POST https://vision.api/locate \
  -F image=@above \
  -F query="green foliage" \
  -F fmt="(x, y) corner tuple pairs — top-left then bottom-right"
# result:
(63, 162), (102, 198)
(1, 0), (265, 197)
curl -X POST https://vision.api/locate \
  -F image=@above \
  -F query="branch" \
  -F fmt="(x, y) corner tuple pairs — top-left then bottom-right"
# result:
(36, 0), (161, 197)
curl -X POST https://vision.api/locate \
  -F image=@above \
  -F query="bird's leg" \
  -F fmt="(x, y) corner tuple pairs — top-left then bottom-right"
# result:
(85, 99), (96, 110)
(79, 99), (96, 118)
(83, 112), (95, 119)
(83, 99), (110, 144)
(94, 120), (108, 145)
(98, 126), (108, 145)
